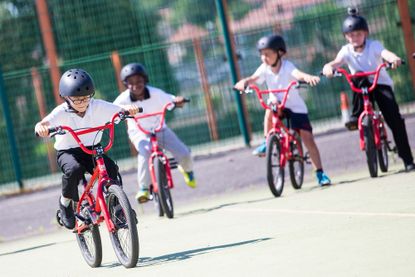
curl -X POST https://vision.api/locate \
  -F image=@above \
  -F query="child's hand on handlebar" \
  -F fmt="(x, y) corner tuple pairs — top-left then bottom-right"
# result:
(125, 104), (142, 116)
(322, 64), (335, 77)
(234, 79), (247, 91)
(173, 96), (188, 108)
(35, 123), (50, 137)
(303, 75), (320, 86)
(389, 58), (402, 69)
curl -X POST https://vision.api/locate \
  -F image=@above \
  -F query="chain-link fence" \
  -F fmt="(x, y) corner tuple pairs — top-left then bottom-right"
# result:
(0, 0), (414, 189)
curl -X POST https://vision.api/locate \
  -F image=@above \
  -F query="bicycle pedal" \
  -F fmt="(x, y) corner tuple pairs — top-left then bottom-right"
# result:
(168, 157), (178, 169)
(304, 152), (312, 164)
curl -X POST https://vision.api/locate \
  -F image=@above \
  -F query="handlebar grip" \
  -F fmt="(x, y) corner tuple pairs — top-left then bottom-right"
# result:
(297, 81), (308, 85)
(183, 98), (190, 103)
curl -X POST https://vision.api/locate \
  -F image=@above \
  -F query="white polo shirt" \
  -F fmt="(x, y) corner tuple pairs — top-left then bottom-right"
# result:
(44, 99), (122, 150)
(253, 59), (308, 114)
(335, 39), (393, 87)
(113, 86), (175, 145)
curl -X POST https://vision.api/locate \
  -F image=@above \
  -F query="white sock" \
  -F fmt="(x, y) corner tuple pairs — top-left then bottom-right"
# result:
(60, 196), (72, 207)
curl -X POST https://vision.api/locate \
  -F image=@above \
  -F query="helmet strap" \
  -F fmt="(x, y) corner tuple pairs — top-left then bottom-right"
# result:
(353, 38), (366, 51)
(271, 52), (282, 68)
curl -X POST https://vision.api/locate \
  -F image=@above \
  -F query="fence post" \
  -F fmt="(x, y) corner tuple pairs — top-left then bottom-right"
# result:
(215, 0), (251, 146)
(397, 0), (415, 94)
(31, 67), (57, 173)
(0, 65), (23, 189)
(35, 0), (62, 105)
(110, 53), (138, 156)
(193, 38), (219, 141)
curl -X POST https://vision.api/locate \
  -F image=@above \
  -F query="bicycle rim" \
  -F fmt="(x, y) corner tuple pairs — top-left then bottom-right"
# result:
(107, 185), (139, 268)
(266, 134), (285, 197)
(155, 158), (174, 218)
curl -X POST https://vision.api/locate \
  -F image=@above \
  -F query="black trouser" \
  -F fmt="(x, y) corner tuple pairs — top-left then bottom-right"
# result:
(57, 147), (118, 201)
(350, 80), (414, 165)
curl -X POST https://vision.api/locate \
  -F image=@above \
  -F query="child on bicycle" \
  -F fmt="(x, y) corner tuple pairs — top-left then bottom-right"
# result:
(113, 63), (196, 204)
(322, 7), (415, 172)
(35, 69), (140, 229)
(234, 34), (331, 186)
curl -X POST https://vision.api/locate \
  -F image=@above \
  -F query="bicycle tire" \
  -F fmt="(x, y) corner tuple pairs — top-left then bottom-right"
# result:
(153, 192), (164, 217)
(76, 224), (102, 268)
(378, 125), (389, 173)
(154, 157), (174, 218)
(363, 117), (378, 177)
(266, 134), (285, 197)
(107, 185), (139, 268)
(288, 131), (304, 189)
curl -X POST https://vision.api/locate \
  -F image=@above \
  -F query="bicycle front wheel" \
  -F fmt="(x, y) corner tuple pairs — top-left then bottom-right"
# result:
(76, 224), (102, 267)
(378, 124), (389, 173)
(266, 134), (285, 197)
(363, 118), (378, 177)
(107, 185), (139, 268)
(154, 157), (174, 218)
(289, 131), (304, 189)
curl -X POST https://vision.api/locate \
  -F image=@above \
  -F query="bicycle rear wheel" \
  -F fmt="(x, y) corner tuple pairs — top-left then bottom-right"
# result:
(154, 157), (174, 218)
(363, 117), (378, 177)
(289, 131), (304, 189)
(76, 224), (102, 268)
(107, 185), (139, 268)
(266, 134), (285, 197)
(378, 124), (389, 173)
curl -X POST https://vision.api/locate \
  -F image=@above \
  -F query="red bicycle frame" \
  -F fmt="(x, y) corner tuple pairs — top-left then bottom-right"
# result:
(51, 111), (129, 234)
(335, 63), (389, 150)
(247, 81), (304, 167)
(133, 102), (175, 193)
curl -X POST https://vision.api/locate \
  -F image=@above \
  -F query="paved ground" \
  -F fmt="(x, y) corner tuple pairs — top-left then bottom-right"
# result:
(0, 116), (414, 276)
(0, 164), (414, 277)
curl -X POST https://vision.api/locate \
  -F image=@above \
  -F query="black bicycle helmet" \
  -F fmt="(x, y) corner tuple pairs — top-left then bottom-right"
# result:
(120, 63), (149, 85)
(342, 7), (369, 33)
(256, 35), (286, 53)
(59, 69), (95, 97)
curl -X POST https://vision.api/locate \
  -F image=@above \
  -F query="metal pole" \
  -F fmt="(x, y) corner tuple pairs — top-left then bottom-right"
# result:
(35, 0), (62, 105)
(215, 0), (250, 146)
(397, 0), (415, 95)
(0, 65), (23, 189)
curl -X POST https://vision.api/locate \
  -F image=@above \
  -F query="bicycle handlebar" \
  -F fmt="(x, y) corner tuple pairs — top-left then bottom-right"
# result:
(134, 99), (190, 134)
(330, 62), (403, 93)
(39, 110), (134, 155)
(241, 81), (306, 111)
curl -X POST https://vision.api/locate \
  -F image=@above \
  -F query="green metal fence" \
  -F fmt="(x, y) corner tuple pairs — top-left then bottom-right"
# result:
(0, 0), (414, 189)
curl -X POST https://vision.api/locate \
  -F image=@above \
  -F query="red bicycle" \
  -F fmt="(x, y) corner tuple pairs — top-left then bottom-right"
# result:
(333, 63), (398, 177)
(48, 111), (140, 268)
(243, 82), (308, 197)
(133, 100), (189, 218)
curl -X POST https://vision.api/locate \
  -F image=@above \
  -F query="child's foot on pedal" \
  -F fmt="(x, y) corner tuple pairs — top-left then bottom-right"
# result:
(135, 189), (150, 204)
(345, 116), (358, 131)
(252, 141), (266, 156)
(178, 166), (196, 188)
(58, 198), (75, 229)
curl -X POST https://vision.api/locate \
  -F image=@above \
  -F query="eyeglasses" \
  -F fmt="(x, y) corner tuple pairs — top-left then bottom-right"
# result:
(68, 96), (92, 105)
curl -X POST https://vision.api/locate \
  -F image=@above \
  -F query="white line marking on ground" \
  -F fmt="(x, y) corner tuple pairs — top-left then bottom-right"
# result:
(225, 208), (415, 218)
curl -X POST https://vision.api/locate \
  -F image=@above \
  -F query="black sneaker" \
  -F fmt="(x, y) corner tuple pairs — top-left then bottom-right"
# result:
(345, 117), (358, 131)
(59, 200), (75, 229)
(405, 163), (415, 172)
